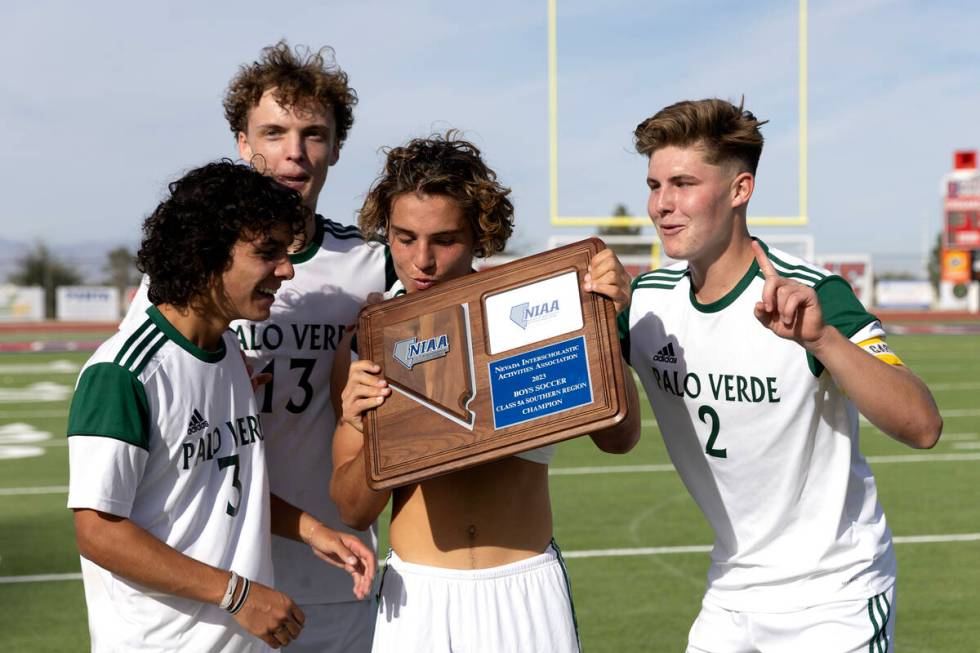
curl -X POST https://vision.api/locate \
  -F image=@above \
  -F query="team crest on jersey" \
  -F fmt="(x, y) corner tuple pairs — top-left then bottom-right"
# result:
(652, 342), (677, 364)
(186, 409), (210, 436)
(509, 299), (560, 330)
(393, 334), (450, 369)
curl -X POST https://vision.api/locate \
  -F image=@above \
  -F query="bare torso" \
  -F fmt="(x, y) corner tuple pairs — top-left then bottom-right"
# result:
(388, 457), (552, 569)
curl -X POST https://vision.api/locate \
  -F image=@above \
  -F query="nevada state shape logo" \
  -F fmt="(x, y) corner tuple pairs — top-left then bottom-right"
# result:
(509, 299), (560, 330)
(393, 334), (450, 369)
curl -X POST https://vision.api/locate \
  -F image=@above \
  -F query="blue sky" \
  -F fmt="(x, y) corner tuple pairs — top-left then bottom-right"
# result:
(2, 0), (978, 273)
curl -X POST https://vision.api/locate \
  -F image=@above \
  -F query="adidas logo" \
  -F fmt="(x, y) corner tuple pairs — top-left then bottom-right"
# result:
(652, 342), (678, 364)
(187, 409), (210, 436)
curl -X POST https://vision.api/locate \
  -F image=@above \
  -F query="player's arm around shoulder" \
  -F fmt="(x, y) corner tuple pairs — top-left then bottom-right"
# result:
(329, 329), (393, 530)
(585, 247), (641, 454)
(751, 241), (942, 449)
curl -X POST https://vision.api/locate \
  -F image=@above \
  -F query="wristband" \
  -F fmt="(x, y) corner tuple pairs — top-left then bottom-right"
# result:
(228, 576), (251, 615)
(219, 571), (239, 611)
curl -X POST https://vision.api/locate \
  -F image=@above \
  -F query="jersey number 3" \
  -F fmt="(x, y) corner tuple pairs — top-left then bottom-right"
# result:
(698, 405), (727, 459)
(217, 454), (242, 517)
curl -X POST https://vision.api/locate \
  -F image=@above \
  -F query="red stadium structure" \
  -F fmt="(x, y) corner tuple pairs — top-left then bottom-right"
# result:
(940, 150), (980, 310)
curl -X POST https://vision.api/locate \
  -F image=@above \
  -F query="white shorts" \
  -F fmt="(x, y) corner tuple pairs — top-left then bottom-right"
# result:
(372, 541), (580, 653)
(288, 600), (375, 653)
(687, 584), (896, 653)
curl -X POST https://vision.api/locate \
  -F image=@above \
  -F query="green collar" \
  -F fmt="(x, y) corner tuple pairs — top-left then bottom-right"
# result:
(148, 305), (227, 362)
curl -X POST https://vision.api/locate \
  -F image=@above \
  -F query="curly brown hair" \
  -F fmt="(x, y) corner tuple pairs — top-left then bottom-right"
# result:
(634, 98), (768, 174)
(138, 160), (308, 307)
(358, 131), (514, 258)
(223, 40), (357, 146)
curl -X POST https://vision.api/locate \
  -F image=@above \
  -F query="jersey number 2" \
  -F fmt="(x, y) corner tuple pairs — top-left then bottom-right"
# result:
(698, 405), (727, 459)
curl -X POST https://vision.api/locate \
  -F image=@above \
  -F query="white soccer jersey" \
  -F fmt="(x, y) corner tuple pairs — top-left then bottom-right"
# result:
(122, 217), (392, 604)
(620, 240), (896, 612)
(67, 306), (272, 652)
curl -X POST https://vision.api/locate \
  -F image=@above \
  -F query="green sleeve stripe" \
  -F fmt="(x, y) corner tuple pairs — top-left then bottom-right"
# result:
(131, 333), (170, 376)
(636, 267), (686, 281)
(775, 270), (822, 286)
(634, 283), (682, 290)
(122, 327), (164, 371)
(327, 228), (366, 241)
(323, 217), (365, 241)
(67, 363), (150, 450)
(113, 319), (154, 365)
(323, 217), (362, 236)
(384, 246), (398, 291)
(766, 251), (827, 284)
(635, 274), (684, 285)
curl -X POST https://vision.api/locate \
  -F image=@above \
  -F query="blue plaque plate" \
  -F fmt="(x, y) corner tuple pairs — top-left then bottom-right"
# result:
(489, 335), (593, 429)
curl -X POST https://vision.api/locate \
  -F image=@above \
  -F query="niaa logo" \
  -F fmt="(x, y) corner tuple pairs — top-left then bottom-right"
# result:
(509, 300), (559, 330)
(393, 334), (450, 369)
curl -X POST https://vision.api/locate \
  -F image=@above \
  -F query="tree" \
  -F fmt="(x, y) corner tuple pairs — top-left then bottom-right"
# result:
(103, 247), (139, 300)
(8, 242), (84, 318)
(595, 204), (651, 256)
(928, 232), (942, 291)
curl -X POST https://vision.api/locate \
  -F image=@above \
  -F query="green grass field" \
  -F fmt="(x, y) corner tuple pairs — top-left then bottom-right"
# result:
(0, 333), (977, 652)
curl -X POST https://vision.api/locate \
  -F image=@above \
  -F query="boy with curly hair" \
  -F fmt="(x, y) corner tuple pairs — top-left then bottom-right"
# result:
(331, 132), (641, 652)
(69, 161), (374, 653)
(122, 42), (395, 650)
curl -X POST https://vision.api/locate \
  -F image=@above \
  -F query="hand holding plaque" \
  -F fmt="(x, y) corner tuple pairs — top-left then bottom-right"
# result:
(357, 237), (630, 489)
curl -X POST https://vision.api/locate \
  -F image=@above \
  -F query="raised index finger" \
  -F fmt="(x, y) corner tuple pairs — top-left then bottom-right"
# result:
(751, 240), (778, 278)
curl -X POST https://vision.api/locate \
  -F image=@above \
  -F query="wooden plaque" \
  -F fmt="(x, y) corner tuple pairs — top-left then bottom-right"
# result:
(357, 237), (628, 489)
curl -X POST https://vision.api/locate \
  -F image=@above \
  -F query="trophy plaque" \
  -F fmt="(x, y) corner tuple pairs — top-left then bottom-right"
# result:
(357, 237), (629, 490)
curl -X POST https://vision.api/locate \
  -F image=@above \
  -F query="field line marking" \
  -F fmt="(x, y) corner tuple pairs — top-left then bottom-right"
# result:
(565, 545), (710, 558)
(0, 360), (80, 375)
(641, 408), (980, 429)
(866, 452), (980, 463)
(941, 433), (978, 441)
(2, 452), (977, 495)
(563, 533), (980, 559)
(3, 534), (978, 584)
(0, 572), (81, 584)
(0, 485), (68, 496)
(550, 464), (676, 475)
(550, 453), (980, 476)
(929, 382), (980, 391)
(892, 533), (980, 544)
(0, 410), (68, 419)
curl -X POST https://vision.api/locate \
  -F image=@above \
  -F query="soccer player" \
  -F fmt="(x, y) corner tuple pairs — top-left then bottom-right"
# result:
(68, 161), (374, 652)
(619, 98), (943, 651)
(121, 42), (394, 651)
(330, 132), (641, 653)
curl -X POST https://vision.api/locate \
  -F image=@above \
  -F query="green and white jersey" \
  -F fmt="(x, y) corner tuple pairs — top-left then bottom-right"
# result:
(619, 240), (896, 612)
(67, 306), (272, 653)
(121, 216), (393, 604)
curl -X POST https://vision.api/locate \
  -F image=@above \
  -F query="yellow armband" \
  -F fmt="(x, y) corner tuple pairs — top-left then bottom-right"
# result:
(857, 337), (904, 366)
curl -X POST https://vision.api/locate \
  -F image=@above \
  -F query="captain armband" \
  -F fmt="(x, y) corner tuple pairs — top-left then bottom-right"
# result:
(857, 337), (904, 366)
